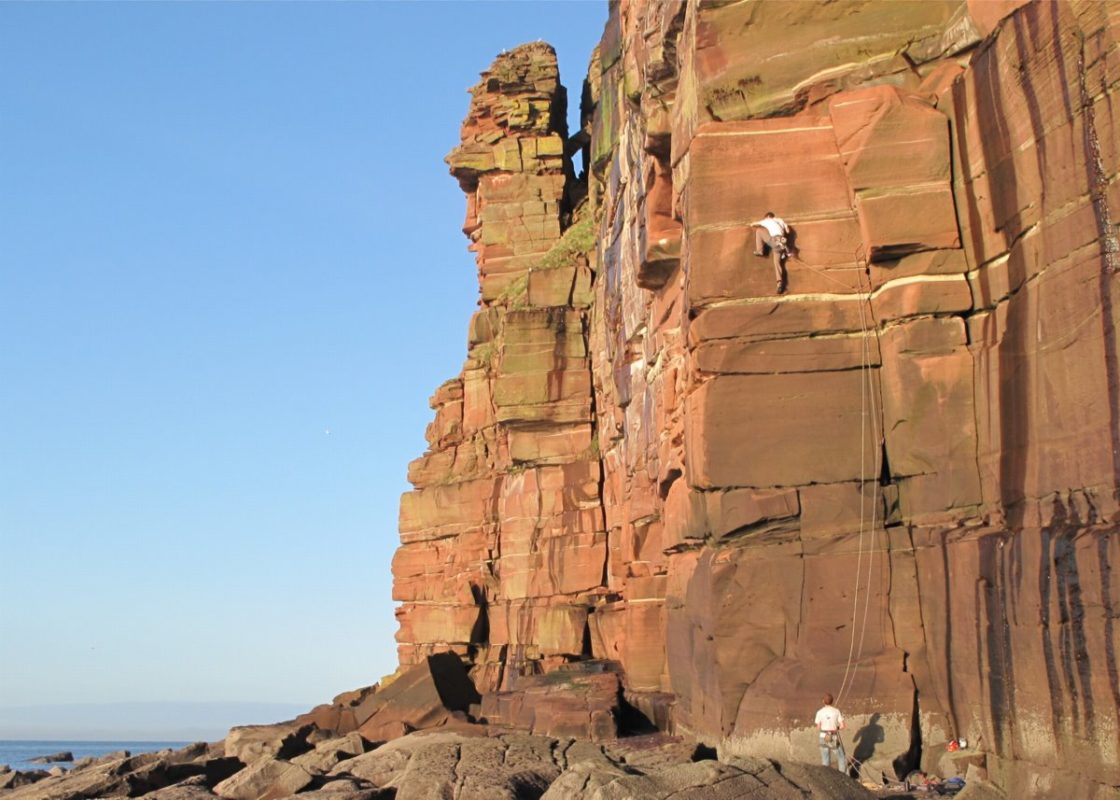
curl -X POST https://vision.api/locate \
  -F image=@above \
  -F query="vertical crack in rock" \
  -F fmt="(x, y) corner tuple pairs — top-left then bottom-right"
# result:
(1075, 28), (1120, 491)
(1095, 533), (1120, 719)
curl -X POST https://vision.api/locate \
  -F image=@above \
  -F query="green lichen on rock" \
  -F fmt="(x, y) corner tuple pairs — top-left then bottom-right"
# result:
(495, 273), (531, 309)
(537, 213), (594, 271)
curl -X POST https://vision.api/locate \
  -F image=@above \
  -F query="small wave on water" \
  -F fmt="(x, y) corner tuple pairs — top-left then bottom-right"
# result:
(0, 740), (190, 773)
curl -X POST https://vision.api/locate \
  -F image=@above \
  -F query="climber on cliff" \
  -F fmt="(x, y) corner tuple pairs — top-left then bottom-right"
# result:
(750, 211), (792, 294)
(815, 693), (848, 773)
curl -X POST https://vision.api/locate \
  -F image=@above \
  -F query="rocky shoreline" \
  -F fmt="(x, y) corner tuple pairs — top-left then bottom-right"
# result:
(0, 723), (884, 800)
(0, 657), (1008, 799)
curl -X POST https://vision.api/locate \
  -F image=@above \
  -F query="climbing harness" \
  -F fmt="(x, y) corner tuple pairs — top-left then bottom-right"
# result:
(772, 234), (791, 263)
(771, 235), (791, 292)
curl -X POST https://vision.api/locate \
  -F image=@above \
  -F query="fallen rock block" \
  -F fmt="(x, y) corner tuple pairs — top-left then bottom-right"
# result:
(0, 770), (49, 790)
(224, 723), (316, 765)
(291, 734), (369, 774)
(331, 730), (582, 800)
(481, 662), (621, 741)
(213, 758), (313, 800)
(124, 758), (205, 795)
(353, 653), (481, 742)
(145, 775), (220, 800)
(290, 775), (392, 799)
(162, 744), (212, 765)
(603, 736), (705, 772)
(539, 761), (632, 800)
(1, 760), (129, 800)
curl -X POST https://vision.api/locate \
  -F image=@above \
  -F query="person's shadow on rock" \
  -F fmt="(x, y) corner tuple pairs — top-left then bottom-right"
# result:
(853, 712), (886, 767)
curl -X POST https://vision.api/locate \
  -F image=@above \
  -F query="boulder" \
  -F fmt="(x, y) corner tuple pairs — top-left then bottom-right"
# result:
(0, 761), (127, 800)
(0, 770), (48, 790)
(143, 775), (219, 800)
(332, 731), (571, 800)
(290, 781), (391, 800)
(481, 662), (621, 741)
(225, 723), (315, 765)
(291, 734), (369, 774)
(212, 759), (313, 800)
(353, 653), (481, 741)
(28, 753), (73, 766)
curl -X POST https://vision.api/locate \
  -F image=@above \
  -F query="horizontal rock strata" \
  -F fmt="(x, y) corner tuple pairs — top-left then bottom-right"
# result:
(395, 1), (1120, 798)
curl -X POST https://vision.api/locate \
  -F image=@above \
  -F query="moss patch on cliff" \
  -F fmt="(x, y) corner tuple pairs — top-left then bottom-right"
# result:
(538, 210), (594, 271)
(494, 273), (530, 309)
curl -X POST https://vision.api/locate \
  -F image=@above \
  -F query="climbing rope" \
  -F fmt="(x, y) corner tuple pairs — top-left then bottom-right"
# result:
(785, 246), (884, 707)
(845, 257), (884, 705)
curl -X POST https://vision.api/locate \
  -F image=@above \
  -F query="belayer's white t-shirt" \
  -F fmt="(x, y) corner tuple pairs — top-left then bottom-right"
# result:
(815, 705), (844, 732)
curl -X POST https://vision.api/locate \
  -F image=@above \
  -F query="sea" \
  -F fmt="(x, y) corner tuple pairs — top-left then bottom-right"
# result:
(0, 741), (190, 773)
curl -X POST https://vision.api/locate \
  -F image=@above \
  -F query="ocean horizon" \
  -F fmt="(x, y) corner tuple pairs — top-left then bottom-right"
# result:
(0, 701), (310, 746)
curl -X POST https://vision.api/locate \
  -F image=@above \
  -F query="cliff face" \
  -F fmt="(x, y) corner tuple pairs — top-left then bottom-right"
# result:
(396, 1), (1120, 796)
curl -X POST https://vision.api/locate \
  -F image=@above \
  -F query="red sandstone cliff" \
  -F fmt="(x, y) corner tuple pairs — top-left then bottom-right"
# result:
(394, 2), (1120, 797)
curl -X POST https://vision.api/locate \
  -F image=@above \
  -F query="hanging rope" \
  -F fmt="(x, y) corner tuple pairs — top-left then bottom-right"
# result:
(784, 245), (884, 706)
(844, 257), (885, 706)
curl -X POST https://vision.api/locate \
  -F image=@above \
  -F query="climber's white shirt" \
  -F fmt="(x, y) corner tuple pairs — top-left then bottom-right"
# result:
(755, 216), (789, 237)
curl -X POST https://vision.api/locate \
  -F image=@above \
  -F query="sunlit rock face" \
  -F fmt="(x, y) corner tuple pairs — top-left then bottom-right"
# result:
(396, 3), (1120, 796)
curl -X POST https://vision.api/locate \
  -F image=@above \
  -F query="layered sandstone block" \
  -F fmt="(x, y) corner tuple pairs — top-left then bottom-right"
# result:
(392, 43), (610, 742)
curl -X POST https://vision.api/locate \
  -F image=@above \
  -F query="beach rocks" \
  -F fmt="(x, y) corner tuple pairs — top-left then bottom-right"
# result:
(0, 743), (250, 800)
(289, 735), (367, 775)
(541, 749), (877, 799)
(334, 731), (566, 800)
(0, 771), (47, 791)
(26, 756), (71, 767)
(225, 723), (316, 765)
(0, 723), (884, 799)
(291, 654), (480, 744)
(213, 759), (313, 800)
(480, 661), (622, 741)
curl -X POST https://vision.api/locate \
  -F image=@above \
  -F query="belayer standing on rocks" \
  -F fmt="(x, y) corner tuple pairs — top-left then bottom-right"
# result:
(750, 211), (791, 294)
(815, 693), (847, 773)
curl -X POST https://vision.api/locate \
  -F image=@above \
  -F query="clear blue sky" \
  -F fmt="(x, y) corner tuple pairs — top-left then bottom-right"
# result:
(0, 0), (605, 733)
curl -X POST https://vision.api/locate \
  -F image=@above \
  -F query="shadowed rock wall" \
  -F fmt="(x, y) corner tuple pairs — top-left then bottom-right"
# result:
(396, 2), (1120, 797)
